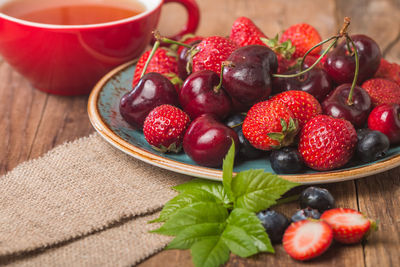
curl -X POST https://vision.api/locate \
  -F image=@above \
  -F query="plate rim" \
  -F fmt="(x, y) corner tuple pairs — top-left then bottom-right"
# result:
(87, 60), (400, 184)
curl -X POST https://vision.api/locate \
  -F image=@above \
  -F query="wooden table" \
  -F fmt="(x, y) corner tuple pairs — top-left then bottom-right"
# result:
(1, 0), (399, 266)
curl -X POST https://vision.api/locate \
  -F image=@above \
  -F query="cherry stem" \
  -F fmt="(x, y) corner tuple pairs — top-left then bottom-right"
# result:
(272, 37), (338, 78)
(214, 64), (225, 93)
(299, 35), (338, 72)
(339, 17), (351, 37)
(346, 35), (359, 105)
(140, 39), (160, 79)
(229, 122), (243, 129)
(154, 30), (192, 48)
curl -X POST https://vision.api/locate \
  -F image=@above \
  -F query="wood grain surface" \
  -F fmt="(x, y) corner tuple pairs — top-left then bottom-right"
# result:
(1, 0), (399, 266)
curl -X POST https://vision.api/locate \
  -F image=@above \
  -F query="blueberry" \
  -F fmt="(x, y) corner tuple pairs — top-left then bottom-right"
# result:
(225, 114), (263, 159)
(291, 208), (321, 222)
(299, 187), (335, 212)
(357, 130), (390, 163)
(270, 147), (304, 174)
(256, 209), (290, 243)
(356, 128), (372, 142)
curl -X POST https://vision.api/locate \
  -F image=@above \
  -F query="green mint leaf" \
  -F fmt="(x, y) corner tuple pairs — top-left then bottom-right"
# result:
(222, 141), (235, 202)
(167, 223), (225, 250)
(173, 179), (230, 206)
(221, 225), (258, 257)
(152, 202), (229, 236)
(226, 208), (274, 253)
(191, 238), (230, 267)
(150, 188), (219, 223)
(231, 169), (300, 212)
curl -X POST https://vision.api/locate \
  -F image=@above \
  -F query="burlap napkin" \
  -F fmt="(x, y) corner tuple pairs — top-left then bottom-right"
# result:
(0, 133), (192, 266)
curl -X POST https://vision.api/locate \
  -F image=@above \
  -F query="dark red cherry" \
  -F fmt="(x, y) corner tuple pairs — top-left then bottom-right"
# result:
(322, 84), (372, 128)
(324, 34), (381, 84)
(272, 68), (333, 102)
(179, 70), (232, 120)
(183, 114), (239, 167)
(223, 45), (278, 109)
(119, 72), (179, 129)
(177, 39), (202, 80)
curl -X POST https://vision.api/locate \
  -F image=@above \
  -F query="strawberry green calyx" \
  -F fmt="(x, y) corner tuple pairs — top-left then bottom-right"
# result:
(268, 118), (299, 149)
(152, 142), (182, 154)
(261, 35), (295, 60)
(365, 219), (378, 240)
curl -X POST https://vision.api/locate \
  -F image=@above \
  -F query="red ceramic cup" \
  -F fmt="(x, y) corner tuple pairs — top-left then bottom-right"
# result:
(0, 0), (200, 95)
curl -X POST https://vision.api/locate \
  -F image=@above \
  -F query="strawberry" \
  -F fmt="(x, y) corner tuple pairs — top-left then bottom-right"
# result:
(270, 91), (322, 128)
(143, 105), (191, 153)
(321, 208), (377, 244)
(283, 219), (333, 261)
(133, 48), (181, 91)
(230, 16), (267, 47)
(280, 23), (322, 59)
(299, 115), (357, 171)
(374, 58), (400, 86)
(191, 36), (238, 75)
(362, 78), (400, 106)
(242, 100), (298, 151)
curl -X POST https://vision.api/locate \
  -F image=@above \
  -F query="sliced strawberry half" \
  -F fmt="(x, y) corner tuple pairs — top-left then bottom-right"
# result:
(283, 219), (333, 261)
(321, 208), (377, 244)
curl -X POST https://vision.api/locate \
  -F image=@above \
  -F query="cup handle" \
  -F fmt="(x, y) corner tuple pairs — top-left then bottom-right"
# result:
(162, 0), (200, 40)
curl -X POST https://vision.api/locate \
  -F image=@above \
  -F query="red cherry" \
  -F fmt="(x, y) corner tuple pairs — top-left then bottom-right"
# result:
(179, 70), (232, 120)
(183, 114), (239, 167)
(322, 84), (372, 128)
(120, 73), (179, 129)
(368, 103), (400, 144)
(324, 34), (381, 84)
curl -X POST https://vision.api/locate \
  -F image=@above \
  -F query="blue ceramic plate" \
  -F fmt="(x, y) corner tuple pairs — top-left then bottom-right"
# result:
(88, 60), (400, 184)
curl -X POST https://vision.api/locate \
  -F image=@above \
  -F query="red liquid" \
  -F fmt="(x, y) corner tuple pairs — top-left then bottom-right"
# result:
(0, 0), (145, 25)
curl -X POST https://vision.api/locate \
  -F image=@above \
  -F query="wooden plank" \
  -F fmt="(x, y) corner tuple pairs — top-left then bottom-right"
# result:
(356, 170), (400, 267)
(28, 94), (94, 159)
(0, 60), (48, 175)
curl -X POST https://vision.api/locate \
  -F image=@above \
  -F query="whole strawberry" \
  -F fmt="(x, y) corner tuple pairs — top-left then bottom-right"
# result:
(230, 16), (266, 47)
(321, 208), (377, 244)
(143, 105), (190, 153)
(299, 115), (357, 171)
(270, 91), (322, 128)
(374, 58), (400, 86)
(242, 100), (298, 151)
(280, 23), (322, 59)
(362, 78), (400, 106)
(133, 48), (181, 90)
(192, 36), (238, 75)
